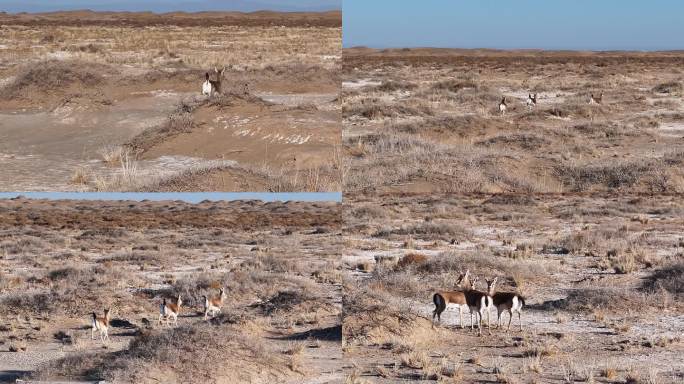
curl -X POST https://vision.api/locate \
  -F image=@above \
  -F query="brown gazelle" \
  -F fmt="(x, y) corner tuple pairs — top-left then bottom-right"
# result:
(202, 66), (226, 97)
(493, 288), (526, 332)
(589, 92), (603, 105)
(464, 276), (497, 336)
(498, 97), (507, 115)
(203, 288), (226, 320)
(432, 270), (472, 329)
(91, 308), (110, 343)
(158, 294), (182, 327)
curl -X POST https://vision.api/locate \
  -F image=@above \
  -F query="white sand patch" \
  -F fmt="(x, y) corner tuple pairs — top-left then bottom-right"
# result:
(343, 78), (382, 89)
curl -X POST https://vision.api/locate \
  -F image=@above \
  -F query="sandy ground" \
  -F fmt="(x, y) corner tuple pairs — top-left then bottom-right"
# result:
(343, 49), (684, 194)
(0, 198), (343, 383)
(0, 11), (341, 192)
(342, 193), (684, 383)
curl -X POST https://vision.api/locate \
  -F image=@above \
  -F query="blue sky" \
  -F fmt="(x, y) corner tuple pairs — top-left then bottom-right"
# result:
(344, 0), (684, 51)
(2, 0), (341, 13)
(0, 192), (342, 203)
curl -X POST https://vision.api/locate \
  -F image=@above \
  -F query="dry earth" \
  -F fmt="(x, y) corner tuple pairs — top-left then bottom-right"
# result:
(0, 11), (341, 192)
(342, 193), (683, 383)
(343, 49), (684, 194)
(0, 197), (343, 383)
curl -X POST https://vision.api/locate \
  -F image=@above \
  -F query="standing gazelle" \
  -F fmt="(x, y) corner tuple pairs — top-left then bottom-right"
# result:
(432, 270), (472, 329)
(91, 308), (110, 343)
(526, 93), (538, 110)
(589, 92), (603, 105)
(159, 295), (182, 327)
(203, 288), (226, 320)
(464, 277), (497, 336)
(493, 289), (526, 332)
(202, 66), (226, 97)
(498, 97), (507, 115)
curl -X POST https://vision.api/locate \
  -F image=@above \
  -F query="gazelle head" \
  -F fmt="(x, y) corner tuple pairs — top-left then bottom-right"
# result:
(214, 66), (226, 79)
(501, 96), (506, 105)
(470, 275), (480, 289)
(205, 73), (210, 81)
(484, 277), (498, 295)
(456, 269), (471, 288)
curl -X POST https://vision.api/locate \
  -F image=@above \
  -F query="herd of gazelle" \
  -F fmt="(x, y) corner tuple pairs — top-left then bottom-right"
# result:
(432, 270), (525, 336)
(498, 91), (603, 115)
(90, 288), (226, 344)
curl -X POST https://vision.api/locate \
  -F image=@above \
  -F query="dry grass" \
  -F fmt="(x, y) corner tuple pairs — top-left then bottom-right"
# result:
(0, 198), (342, 383)
(343, 51), (684, 194)
(343, 194), (684, 383)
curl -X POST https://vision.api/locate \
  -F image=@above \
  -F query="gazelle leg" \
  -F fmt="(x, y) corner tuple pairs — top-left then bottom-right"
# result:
(477, 311), (482, 336)
(91, 327), (95, 340)
(518, 311), (522, 331)
(487, 309), (492, 335)
(506, 309), (513, 331)
(459, 307), (463, 329)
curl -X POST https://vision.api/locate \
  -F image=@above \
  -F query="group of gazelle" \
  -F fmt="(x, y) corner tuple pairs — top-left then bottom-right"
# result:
(432, 270), (525, 336)
(498, 91), (603, 115)
(90, 288), (227, 343)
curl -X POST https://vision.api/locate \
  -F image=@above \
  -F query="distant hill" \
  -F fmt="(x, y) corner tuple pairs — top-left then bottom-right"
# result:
(1, 0), (341, 13)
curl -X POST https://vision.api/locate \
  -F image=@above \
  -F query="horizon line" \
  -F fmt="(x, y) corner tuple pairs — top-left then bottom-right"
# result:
(2, 8), (341, 15)
(343, 45), (684, 53)
(0, 192), (342, 203)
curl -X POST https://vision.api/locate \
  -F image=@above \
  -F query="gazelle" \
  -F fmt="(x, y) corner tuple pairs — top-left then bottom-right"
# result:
(91, 308), (110, 343)
(493, 289), (526, 332)
(432, 270), (472, 329)
(202, 66), (226, 97)
(498, 97), (507, 115)
(203, 288), (226, 320)
(526, 93), (538, 110)
(464, 276), (497, 336)
(589, 92), (603, 105)
(158, 295), (182, 327)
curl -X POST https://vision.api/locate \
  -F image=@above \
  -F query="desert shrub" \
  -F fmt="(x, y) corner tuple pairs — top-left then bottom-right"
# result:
(477, 133), (550, 150)
(0, 60), (106, 99)
(345, 99), (432, 120)
(47, 267), (82, 281)
(396, 253), (428, 269)
(2, 291), (58, 314)
(375, 222), (470, 242)
(394, 115), (504, 136)
(554, 161), (652, 191)
(641, 263), (684, 297)
(544, 289), (644, 313)
(653, 81), (682, 94)
(431, 79), (478, 92)
(376, 80), (416, 92)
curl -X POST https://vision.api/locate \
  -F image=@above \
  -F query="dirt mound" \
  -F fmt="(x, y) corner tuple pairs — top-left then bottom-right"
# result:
(126, 93), (273, 154)
(136, 165), (270, 192)
(1, 60), (107, 98)
(0, 60), (115, 109)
